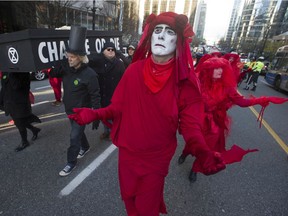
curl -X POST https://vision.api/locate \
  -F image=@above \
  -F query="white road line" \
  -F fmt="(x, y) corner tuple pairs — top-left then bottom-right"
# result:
(35, 85), (51, 90)
(31, 101), (50, 107)
(0, 101), (50, 115)
(58, 144), (117, 197)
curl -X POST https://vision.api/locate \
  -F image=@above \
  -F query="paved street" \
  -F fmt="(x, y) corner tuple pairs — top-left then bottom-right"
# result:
(0, 76), (287, 216)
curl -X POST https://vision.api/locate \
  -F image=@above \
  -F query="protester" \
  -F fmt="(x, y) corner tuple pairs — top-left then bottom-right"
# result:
(126, 44), (136, 65)
(49, 26), (101, 177)
(178, 57), (288, 182)
(69, 12), (226, 215)
(222, 52), (242, 83)
(89, 41), (126, 140)
(0, 72), (41, 152)
(237, 57), (256, 87)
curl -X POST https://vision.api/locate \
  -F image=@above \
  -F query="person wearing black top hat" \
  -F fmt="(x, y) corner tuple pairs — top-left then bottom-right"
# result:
(49, 25), (101, 176)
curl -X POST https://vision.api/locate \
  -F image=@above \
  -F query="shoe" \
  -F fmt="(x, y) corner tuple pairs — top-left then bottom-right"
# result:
(32, 128), (41, 141)
(59, 163), (76, 177)
(243, 87), (249, 90)
(178, 154), (187, 165)
(251, 87), (256, 91)
(15, 141), (30, 152)
(51, 101), (62, 106)
(188, 170), (197, 183)
(77, 147), (90, 159)
(100, 132), (110, 140)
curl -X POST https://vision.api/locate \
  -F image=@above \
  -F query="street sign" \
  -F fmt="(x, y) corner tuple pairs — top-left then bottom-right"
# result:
(0, 28), (122, 72)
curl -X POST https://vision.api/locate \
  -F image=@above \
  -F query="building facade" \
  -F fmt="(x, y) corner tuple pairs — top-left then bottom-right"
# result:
(193, 0), (207, 40)
(229, 0), (288, 56)
(0, 1), (118, 34)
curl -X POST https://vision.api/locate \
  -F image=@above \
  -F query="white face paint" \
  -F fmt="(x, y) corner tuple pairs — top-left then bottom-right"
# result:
(151, 24), (177, 59)
(213, 68), (223, 79)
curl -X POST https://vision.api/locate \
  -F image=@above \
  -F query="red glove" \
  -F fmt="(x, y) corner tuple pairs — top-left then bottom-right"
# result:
(68, 108), (98, 125)
(268, 96), (288, 104)
(196, 151), (226, 175)
(250, 96), (288, 108)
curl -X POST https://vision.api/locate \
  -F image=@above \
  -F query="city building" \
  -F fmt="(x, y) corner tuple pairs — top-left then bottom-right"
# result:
(225, 0), (245, 50)
(0, 1), (118, 34)
(230, 0), (288, 57)
(193, 0), (207, 40)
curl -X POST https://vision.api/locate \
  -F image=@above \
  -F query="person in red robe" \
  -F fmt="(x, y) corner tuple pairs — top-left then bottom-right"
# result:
(68, 12), (226, 215)
(222, 53), (242, 83)
(178, 57), (288, 183)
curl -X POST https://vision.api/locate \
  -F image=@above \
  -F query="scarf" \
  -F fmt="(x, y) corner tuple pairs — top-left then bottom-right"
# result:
(143, 56), (175, 93)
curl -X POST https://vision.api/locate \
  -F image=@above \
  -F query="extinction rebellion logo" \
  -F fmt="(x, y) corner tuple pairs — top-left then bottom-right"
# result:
(8, 47), (19, 64)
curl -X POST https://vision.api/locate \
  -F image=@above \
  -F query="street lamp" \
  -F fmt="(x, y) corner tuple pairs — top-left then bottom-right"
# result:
(91, 0), (102, 30)
(86, 7), (89, 28)
(92, 0), (96, 30)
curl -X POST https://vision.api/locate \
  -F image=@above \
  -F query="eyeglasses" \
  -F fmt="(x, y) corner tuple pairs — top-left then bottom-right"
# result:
(106, 48), (115, 52)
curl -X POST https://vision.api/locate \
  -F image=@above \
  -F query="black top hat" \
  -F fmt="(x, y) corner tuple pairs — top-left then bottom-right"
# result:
(66, 25), (87, 56)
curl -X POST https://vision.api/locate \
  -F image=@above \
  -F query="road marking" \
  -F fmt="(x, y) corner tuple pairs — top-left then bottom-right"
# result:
(31, 101), (50, 107)
(0, 101), (50, 115)
(249, 106), (288, 154)
(35, 85), (51, 90)
(58, 144), (117, 197)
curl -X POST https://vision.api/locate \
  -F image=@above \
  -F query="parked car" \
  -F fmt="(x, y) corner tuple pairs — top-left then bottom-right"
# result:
(30, 68), (49, 81)
(240, 58), (249, 63)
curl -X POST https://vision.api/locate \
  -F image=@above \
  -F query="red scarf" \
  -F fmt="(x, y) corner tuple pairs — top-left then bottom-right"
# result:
(143, 56), (175, 93)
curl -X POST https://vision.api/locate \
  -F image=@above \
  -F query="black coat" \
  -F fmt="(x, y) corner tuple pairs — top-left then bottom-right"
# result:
(49, 62), (101, 115)
(0, 72), (32, 118)
(89, 54), (126, 107)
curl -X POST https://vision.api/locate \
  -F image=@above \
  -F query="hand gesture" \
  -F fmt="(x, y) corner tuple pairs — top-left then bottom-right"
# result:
(68, 108), (98, 125)
(197, 151), (226, 175)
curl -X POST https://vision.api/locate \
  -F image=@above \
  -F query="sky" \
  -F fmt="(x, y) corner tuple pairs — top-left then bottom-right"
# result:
(203, 0), (235, 45)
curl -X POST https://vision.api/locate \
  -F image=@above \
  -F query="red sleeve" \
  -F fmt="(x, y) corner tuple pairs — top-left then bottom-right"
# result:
(178, 80), (210, 156)
(227, 87), (254, 107)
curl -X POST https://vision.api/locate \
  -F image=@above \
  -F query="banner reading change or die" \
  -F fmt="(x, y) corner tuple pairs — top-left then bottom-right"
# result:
(0, 28), (122, 72)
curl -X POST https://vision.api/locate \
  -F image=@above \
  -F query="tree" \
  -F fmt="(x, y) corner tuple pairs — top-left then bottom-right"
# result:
(35, 1), (87, 29)
(121, 1), (140, 45)
(262, 40), (286, 61)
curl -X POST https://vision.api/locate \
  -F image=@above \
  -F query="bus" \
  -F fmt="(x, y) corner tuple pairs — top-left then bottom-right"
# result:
(264, 45), (288, 92)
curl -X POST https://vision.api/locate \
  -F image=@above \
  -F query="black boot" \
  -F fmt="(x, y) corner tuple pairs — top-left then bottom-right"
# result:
(29, 114), (41, 123)
(251, 86), (256, 91)
(31, 127), (41, 141)
(15, 141), (30, 152)
(188, 170), (197, 183)
(178, 154), (187, 165)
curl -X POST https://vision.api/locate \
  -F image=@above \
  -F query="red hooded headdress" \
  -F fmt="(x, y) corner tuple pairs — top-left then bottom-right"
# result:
(133, 12), (195, 84)
(222, 53), (241, 83)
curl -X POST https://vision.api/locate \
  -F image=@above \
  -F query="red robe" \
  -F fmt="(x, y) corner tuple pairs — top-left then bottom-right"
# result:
(95, 58), (208, 215)
(192, 86), (258, 172)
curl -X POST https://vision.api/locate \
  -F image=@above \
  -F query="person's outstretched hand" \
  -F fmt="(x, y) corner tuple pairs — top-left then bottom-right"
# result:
(251, 96), (288, 107)
(197, 151), (226, 175)
(268, 96), (288, 104)
(68, 108), (98, 125)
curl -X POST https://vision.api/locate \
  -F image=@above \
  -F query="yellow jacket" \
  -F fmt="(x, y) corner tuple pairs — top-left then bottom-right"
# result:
(252, 61), (265, 73)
